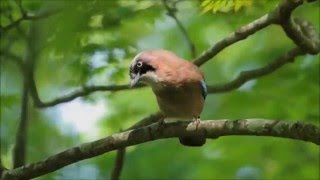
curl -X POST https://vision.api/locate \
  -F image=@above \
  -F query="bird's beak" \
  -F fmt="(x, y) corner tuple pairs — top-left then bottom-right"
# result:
(130, 72), (140, 87)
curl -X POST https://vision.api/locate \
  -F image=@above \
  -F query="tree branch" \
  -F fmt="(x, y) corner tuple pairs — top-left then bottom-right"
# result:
(128, 112), (164, 130)
(277, 13), (320, 54)
(0, 49), (146, 108)
(100, 41), (310, 180)
(18, 42), (314, 108)
(1, 0), (318, 179)
(29, 83), (145, 108)
(0, 50), (24, 70)
(12, 75), (29, 168)
(162, 0), (196, 58)
(19, 0), (318, 108)
(207, 47), (305, 93)
(11, 21), (42, 169)
(193, 0), (318, 66)
(275, 0), (320, 54)
(2, 1), (28, 39)
(2, 119), (319, 179)
(0, 3), (60, 33)
(193, 12), (276, 66)
(110, 112), (163, 179)
(0, 159), (8, 178)
(111, 148), (126, 180)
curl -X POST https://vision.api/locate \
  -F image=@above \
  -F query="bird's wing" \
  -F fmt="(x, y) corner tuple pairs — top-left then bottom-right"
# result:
(200, 80), (207, 100)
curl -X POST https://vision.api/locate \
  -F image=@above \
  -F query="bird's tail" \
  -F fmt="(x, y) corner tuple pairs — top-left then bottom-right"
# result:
(179, 135), (206, 147)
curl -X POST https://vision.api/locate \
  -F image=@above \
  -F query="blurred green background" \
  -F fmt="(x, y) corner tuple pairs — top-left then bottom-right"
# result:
(1, 0), (319, 179)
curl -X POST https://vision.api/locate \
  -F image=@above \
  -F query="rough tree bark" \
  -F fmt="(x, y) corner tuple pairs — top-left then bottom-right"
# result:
(2, 119), (319, 179)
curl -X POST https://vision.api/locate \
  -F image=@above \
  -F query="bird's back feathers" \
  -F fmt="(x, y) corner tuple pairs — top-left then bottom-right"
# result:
(200, 80), (207, 100)
(137, 50), (204, 86)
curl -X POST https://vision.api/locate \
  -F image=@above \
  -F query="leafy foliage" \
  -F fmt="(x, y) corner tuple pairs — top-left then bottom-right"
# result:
(0, 0), (319, 179)
(201, 0), (253, 14)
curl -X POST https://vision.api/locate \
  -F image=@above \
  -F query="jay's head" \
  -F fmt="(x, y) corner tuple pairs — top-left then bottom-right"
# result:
(129, 49), (201, 87)
(130, 50), (176, 87)
(129, 51), (157, 87)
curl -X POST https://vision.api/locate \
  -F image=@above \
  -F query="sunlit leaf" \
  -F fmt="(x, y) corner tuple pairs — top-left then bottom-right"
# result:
(200, 0), (254, 14)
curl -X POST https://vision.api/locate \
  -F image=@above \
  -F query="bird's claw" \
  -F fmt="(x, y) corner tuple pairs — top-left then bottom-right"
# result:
(157, 118), (166, 133)
(192, 117), (201, 131)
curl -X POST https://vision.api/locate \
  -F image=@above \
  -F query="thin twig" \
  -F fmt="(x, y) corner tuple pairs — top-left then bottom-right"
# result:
(28, 82), (146, 108)
(0, 2), (60, 33)
(193, 0), (318, 66)
(13, 76), (29, 168)
(0, 50), (24, 70)
(162, 0), (196, 58)
(28, 45), (308, 107)
(111, 148), (126, 180)
(208, 47), (305, 93)
(0, 49), (146, 108)
(15, 0), (27, 17)
(13, 0), (318, 109)
(3, 3), (28, 38)
(12, 22), (40, 169)
(193, 13), (277, 66)
(110, 112), (163, 180)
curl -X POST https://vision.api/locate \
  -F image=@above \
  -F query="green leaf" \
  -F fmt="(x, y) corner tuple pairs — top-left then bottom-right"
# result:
(200, 0), (253, 14)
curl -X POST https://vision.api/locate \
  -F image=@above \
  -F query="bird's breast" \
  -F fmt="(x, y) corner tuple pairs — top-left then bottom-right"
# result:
(152, 82), (204, 119)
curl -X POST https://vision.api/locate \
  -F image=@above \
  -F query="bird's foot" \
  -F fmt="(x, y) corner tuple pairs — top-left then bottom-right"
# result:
(191, 116), (201, 130)
(156, 118), (166, 133)
(179, 117), (205, 147)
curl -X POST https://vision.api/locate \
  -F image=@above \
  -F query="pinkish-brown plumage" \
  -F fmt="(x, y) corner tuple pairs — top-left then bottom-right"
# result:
(133, 50), (204, 118)
(129, 49), (207, 146)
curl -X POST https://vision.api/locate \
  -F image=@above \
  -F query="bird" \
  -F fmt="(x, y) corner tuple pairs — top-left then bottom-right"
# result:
(129, 49), (207, 146)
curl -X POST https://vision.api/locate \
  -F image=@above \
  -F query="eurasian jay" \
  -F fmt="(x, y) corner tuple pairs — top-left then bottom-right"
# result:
(129, 50), (207, 146)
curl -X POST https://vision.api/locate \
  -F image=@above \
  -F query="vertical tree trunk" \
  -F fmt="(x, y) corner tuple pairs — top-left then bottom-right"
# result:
(13, 78), (29, 168)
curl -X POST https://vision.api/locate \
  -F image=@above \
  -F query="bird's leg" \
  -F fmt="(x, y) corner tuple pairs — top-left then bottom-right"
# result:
(192, 116), (201, 130)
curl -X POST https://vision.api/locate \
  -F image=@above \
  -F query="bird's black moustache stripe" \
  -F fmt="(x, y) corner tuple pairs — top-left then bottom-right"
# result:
(130, 61), (155, 77)
(140, 63), (155, 75)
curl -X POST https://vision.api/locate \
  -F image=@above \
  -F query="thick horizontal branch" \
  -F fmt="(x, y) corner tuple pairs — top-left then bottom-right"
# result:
(2, 119), (319, 179)
(207, 47), (305, 93)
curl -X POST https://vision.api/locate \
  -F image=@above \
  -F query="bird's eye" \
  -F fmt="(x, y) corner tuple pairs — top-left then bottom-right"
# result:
(137, 61), (143, 68)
